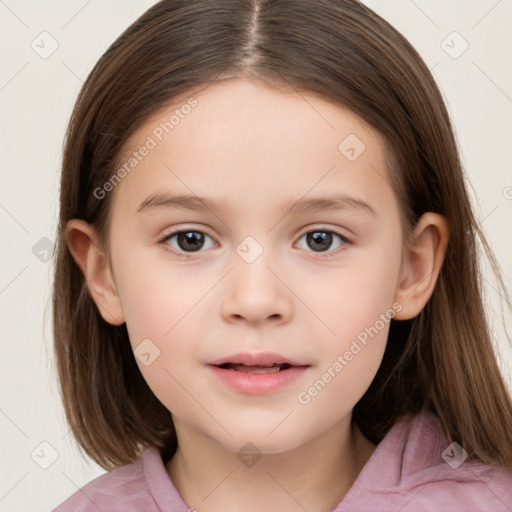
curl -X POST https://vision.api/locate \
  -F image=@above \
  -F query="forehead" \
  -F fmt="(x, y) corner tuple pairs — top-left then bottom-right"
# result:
(109, 78), (394, 218)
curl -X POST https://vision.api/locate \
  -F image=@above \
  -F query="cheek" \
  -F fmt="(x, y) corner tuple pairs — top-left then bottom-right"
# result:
(112, 252), (214, 406)
(301, 233), (402, 396)
(295, 268), (399, 428)
(115, 246), (211, 346)
(312, 235), (402, 347)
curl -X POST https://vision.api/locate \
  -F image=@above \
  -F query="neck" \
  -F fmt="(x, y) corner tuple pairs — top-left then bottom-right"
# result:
(166, 416), (376, 512)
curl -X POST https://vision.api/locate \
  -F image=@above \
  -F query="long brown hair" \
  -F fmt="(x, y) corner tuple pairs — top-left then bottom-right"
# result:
(53, 0), (512, 471)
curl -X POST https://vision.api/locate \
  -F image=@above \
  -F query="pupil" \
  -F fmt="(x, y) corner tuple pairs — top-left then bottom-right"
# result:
(178, 231), (204, 252)
(308, 231), (332, 252)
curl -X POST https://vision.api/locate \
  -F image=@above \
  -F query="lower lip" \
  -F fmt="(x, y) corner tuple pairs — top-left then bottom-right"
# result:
(207, 365), (309, 394)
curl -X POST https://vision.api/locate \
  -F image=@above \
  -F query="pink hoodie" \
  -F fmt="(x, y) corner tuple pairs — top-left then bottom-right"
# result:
(53, 411), (512, 511)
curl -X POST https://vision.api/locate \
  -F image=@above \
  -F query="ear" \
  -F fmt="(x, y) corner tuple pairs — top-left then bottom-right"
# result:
(393, 212), (450, 320)
(65, 219), (125, 326)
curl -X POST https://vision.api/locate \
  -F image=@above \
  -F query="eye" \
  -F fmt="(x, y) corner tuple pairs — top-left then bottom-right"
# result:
(159, 230), (216, 255)
(295, 228), (350, 256)
(158, 227), (351, 258)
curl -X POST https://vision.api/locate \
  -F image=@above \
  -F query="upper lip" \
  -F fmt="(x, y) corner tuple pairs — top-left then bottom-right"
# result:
(208, 352), (308, 367)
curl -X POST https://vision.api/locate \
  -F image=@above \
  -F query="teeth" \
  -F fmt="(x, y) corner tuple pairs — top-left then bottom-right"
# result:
(223, 363), (288, 373)
(234, 364), (282, 373)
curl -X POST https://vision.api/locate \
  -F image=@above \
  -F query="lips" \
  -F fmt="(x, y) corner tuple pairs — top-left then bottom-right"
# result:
(208, 352), (306, 368)
(207, 352), (309, 393)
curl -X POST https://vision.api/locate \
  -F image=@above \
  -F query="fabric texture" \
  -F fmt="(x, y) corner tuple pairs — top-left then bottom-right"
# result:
(53, 411), (512, 511)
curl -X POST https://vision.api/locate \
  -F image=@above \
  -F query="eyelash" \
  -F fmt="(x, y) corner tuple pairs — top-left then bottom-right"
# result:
(158, 227), (352, 259)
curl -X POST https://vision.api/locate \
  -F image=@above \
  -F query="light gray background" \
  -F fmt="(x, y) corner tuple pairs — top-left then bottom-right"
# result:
(0, 1), (511, 510)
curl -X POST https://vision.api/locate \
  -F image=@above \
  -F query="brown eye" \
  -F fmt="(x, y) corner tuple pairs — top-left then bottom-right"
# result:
(295, 229), (350, 255)
(175, 231), (205, 252)
(160, 230), (216, 254)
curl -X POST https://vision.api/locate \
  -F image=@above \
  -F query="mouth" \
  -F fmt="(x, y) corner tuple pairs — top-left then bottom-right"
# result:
(215, 362), (295, 373)
(207, 352), (308, 371)
(207, 353), (310, 394)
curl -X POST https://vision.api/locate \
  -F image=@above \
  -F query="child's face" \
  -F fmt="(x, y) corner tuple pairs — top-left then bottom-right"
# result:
(105, 78), (405, 453)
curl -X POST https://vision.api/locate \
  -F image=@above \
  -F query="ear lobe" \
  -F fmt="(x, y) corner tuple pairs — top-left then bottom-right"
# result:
(393, 213), (450, 321)
(65, 219), (125, 326)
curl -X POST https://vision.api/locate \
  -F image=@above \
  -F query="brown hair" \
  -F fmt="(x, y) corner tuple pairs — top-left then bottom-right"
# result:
(53, 0), (512, 471)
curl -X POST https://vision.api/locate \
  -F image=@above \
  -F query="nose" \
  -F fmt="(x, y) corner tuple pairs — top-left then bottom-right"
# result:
(221, 248), (293, 326)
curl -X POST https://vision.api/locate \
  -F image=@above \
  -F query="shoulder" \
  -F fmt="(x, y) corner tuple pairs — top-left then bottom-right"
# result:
(395, 412), (512, 511)
(52, 448), (161, 512)
(340, 411), (512, 512)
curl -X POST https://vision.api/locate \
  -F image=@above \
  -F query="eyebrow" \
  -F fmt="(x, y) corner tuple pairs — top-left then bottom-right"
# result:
(137, 192), (378, 218)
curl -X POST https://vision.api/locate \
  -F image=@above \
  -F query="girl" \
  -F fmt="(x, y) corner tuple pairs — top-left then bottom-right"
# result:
(52, 1), (512, 511)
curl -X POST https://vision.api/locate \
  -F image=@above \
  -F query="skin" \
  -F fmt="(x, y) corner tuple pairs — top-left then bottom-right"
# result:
(67, 78), (449, 512)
